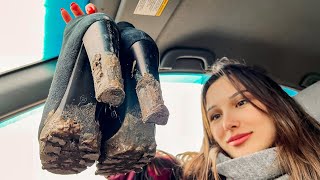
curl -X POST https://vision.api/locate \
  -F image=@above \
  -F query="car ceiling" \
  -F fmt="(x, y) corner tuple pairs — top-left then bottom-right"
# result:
(93, 0), (320, 90)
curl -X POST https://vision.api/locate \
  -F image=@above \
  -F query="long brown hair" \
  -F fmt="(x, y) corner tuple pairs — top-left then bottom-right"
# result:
(181, 58), (320, 180)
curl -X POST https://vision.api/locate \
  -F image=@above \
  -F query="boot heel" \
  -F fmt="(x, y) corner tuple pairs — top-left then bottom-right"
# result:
(83, 20), (125, 107)
(117, 22), (169, 125)
(136, 73), (169, 125)
(132, 40), (169, 125)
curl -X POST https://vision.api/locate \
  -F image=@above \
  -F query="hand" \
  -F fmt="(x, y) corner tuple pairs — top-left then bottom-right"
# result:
(60, 2), (98, 23)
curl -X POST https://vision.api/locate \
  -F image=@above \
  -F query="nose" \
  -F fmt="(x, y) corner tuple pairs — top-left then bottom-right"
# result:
(222, 112), (240, 130)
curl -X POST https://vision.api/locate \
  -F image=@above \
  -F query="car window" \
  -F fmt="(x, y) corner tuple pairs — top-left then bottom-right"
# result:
(0, 0), (89, 74)
(0, 1), (45, 74)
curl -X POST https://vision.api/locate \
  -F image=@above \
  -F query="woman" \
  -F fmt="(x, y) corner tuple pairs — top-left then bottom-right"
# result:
(181, 58), (320, 179)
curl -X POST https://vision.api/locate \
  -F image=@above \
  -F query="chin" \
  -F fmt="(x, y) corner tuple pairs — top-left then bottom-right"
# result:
(229, 151), (248, 158)
(228, 141), (273, 158)
(229, 148), (262, 158)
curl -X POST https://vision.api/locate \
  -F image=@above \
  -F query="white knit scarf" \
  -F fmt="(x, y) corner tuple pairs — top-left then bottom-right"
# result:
(215, 148), (289, 180)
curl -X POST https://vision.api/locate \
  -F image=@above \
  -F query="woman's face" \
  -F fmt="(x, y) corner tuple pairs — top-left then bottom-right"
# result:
(205, 76), (276, 158)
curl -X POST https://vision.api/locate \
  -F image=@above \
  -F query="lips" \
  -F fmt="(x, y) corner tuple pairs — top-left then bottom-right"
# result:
(227, 132), (253, 146)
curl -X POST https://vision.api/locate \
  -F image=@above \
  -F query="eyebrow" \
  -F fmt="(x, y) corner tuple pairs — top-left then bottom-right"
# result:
(206, 90), (248, 112)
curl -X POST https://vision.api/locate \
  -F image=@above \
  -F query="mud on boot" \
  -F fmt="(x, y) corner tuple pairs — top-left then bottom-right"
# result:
(117, 22), (169, 125)
(83, 19), (125, 107)
(95, 105), (157, 176)
(39, 46), (100, 174)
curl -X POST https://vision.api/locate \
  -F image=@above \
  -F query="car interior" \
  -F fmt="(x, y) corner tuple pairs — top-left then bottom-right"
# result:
(0, 0), (319, 179)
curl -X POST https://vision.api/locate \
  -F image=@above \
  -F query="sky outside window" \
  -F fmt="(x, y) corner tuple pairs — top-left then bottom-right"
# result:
(0, 0), (45, 74)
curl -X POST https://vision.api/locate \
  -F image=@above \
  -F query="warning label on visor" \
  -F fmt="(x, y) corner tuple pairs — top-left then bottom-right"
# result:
(134, 0), (168, 16)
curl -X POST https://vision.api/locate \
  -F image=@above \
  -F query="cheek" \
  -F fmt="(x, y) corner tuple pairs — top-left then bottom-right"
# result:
(210, 123), (224, 143)
(249, 110), (277, 144)
(263, 117), (277, 143)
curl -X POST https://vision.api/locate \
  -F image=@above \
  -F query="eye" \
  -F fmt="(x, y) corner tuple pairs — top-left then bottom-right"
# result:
(236, 99), (248, 107)
(210, 114), (221, 121)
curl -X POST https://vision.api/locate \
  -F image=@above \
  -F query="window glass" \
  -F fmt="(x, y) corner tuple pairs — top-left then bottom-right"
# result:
(0, 0), (89, 74)
(0, 1), (45, 74)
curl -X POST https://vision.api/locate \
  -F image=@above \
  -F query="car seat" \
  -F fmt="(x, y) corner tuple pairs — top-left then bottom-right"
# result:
(294, 81), (320, 121)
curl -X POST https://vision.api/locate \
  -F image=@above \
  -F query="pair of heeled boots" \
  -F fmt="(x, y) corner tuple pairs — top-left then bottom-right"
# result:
(38, 13), (169, 176)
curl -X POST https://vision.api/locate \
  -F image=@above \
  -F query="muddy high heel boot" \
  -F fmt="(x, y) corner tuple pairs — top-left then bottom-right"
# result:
(39, 46), (101, 174)
(116, 22), (169, 125)
(95, 23), (166, 176)
(95, 36), (157, 177)
(39, 15), (123, 174)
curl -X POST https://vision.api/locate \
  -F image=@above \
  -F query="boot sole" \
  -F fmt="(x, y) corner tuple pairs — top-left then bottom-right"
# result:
(39, 104), (101, 174)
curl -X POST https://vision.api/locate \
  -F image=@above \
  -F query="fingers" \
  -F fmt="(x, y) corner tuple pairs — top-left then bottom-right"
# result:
(70, 2), (85, 17)
(61, 2), (97, 24)
(61, 8), (72, 23)
(85, 3), (98, 14)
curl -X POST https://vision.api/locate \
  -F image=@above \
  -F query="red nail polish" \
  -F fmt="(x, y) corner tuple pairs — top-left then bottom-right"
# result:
(70, 2), (76, 7)
(87, 6), (95, 14)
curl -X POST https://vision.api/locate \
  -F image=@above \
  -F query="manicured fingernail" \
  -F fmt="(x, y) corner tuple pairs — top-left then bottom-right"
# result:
(87, 6), (95, 14)
(70, 2), (76, 7)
